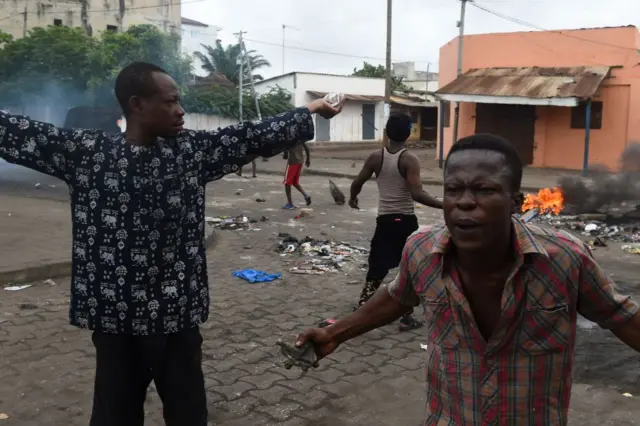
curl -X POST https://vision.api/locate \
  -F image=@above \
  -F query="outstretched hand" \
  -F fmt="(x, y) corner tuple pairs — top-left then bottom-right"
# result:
(295, 327), (340, 362)
(306, 98), (345, 119)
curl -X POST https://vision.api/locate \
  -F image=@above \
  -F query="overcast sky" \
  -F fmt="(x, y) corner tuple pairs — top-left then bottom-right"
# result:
(181, 0), (640, 79)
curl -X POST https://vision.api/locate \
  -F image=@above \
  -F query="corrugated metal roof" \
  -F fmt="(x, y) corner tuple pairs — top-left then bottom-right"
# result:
(436, 66), (611, 100)
(390, 95), (437, 108)
(307, 91), (384, 102)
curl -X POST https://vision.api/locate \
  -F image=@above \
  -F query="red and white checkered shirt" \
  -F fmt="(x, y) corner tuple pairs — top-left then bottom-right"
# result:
(388, 219), (638, 425)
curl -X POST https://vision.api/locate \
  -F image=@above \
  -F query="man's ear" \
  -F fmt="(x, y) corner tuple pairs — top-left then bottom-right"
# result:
(512, 192), (524, 214)
(128, 96), (142, 115)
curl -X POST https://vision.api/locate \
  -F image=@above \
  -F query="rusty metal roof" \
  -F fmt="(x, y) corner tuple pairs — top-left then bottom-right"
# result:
(436, 66), (611, 104)
(307, 91), (384, 102)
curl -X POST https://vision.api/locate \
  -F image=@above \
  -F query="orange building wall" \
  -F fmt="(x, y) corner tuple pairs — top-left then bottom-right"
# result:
(437, 26), (640, 171)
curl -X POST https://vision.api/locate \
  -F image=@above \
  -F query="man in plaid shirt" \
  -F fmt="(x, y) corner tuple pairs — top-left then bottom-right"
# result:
(296, 133), (640, 425)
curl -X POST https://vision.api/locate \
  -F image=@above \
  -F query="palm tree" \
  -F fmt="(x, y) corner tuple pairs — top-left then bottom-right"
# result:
(194, 40), (271, 85)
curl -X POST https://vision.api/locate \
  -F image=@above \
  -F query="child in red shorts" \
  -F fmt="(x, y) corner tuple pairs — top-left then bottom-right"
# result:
(283, 143), (311, 209)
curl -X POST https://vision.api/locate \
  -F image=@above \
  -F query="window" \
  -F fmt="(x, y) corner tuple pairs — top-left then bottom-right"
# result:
(106, 25), (117, 32)
(53, 19), (62, 26)
(441, 101), (451, 128)
(570, 101), (603, 130)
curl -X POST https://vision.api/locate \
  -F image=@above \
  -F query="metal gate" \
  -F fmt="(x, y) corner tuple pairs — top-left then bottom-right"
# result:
(316, 115), (331, 141)
(362, 104), (376, 140)
(475, 104), (535, 165)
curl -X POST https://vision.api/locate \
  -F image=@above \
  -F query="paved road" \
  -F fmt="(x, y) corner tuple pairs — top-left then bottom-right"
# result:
(0, 172), (639, 425)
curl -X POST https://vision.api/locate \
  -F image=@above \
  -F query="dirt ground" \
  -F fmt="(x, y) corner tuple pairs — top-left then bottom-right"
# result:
(0, 170), (639, 425)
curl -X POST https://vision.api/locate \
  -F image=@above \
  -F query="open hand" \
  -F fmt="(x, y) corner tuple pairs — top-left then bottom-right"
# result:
(296, 327), (340, 362)
(307, 98), (345, 119)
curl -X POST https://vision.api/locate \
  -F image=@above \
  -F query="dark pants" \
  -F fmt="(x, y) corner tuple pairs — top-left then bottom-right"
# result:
(359, 214), (419, 305)
(90, 327), (207, 426)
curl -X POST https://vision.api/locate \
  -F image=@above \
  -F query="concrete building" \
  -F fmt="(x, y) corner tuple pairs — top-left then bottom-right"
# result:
(180, 17), (219, 77)
(0, 0), (181, 39)
(254, 72), (438, 144)
(393, 61), (439, 92)
(436, 25), (640, 172)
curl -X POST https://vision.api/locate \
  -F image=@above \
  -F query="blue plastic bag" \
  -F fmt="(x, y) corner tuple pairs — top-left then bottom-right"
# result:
(232, 269), (282, 283)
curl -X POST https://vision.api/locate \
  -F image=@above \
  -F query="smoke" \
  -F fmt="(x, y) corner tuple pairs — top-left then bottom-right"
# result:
(0, 77), (112, 127)
(557, 144), (640, 213)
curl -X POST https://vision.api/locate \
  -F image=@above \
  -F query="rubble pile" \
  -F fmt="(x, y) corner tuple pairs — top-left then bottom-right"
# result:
(205, 215), (268, 231)
(275, 233), (368, 275)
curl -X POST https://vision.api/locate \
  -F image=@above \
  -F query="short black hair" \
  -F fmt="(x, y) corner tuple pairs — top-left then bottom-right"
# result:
(445, 133), (523, 191)
(115, 62), (168, 116)
(385, 113), (412, 142)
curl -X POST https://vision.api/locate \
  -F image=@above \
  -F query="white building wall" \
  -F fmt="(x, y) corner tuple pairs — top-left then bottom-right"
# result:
(183, 113), (237, 131)
(254, 73), (385, 142)
(180, 22), (218, 77)
(405, 80), (439, 92)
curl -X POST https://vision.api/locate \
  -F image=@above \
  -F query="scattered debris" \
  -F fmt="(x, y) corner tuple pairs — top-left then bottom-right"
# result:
(205, 215), (265, 231)
(235, 189), (243, 195)
(4, 285), (32, 291)
(623, 393), (633, 398)
(0, 413), (8, 420)
(295, 208), (313, 219)
(329, 180), (346, 205)
(34, 182), (41, 189)
(420, 343), (429, 351)
(256, 197), (266, 203)
(276, 233), (368, 275)
(527, 212), (640, 243)
(43, 279), (57, 286)
(233, 269), (281, 283)
(622, 244), (640, 255)
(19, 303), (38, 310)
(243, 245), (252, 250)
(520, 208), (539, 223)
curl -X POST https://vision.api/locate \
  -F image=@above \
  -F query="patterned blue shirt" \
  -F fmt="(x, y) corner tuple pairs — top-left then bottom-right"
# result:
(0, 108), (315, 335)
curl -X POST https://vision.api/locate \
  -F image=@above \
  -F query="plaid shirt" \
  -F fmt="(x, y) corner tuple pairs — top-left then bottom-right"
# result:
(389, 219), (638, 425)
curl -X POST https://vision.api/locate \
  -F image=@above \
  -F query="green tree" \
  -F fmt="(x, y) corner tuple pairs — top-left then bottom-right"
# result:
(352, 61), (407, 91)
(195, 40), (270, 85)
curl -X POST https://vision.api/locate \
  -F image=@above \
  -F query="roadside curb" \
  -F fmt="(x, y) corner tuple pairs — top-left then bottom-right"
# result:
(0, 228), (218, 286)
(256, 168), (545, 193)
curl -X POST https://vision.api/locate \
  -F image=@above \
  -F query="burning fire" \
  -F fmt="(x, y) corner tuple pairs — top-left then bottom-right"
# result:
(522, 187), (564, 215)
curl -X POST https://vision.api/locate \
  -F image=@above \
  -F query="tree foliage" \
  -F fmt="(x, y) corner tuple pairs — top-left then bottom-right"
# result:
(352, 61), (408, 91)
(0, 25), (288, 120)
(194, 40), (270, 84)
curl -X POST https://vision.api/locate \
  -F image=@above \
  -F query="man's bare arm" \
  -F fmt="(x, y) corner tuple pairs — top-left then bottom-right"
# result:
(405, 154), (442, 209)
(349, 153), (376, 205)
(612, 312), (640, 352)
(303, 142), (310, 167)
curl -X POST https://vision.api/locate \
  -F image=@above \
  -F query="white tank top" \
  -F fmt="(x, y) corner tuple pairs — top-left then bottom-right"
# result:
(376, 148), (415, 216)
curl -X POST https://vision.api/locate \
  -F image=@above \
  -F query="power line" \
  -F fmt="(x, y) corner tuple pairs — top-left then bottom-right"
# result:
(0, 0), (206, 21)
(243, 37), (437, 66)
(471, 1), (639, 52)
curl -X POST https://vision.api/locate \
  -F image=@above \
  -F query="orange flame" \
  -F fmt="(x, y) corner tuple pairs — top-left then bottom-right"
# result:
(522, 187), (564, 215)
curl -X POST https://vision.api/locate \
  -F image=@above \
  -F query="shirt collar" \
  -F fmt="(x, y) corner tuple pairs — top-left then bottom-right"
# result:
(429, 217), (549, 260)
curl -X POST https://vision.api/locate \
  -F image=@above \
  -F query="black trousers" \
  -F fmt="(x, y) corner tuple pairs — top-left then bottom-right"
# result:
(90, 327), (207, 426)
(359, 214), (419, 304)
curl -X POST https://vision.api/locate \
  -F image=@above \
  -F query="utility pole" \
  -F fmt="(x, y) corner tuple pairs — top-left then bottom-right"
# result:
(281, 24), (299, 75)
(22, 7), (27, 38)
(235, 31), (246, 123)
(451, 0), (469, 145)
(241, 39), (262, 121)
(383, 0), (392, 145)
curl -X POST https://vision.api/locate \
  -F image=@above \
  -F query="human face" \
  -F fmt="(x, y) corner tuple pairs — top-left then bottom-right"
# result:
(443, 150), (520, 252)
(130, 72), (185, 138)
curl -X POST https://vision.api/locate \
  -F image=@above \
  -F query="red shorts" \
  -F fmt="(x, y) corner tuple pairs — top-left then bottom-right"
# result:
(283, 164), (303, 186)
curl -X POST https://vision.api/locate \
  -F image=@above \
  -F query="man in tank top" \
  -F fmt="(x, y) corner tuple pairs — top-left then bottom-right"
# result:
(349, 113), (443, 330)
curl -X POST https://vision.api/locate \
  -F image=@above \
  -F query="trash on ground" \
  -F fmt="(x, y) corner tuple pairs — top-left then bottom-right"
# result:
(0, 413), (8, 420)
(621, 243), (640, 254)
(233, 269), (281, 283)
(44, 279), (57, 286)
(205, 215), (264, 231)
(329, 180), (346, 205)
(276, 233), (368, 274)
(420, 343), (429, 351)
(296, 208), (313, 219)
(19, 303), (38, 310)
(4, 285), (32, 291)
(623, 392), (633, 398)
(235, 189), (243, 195)
(34, 182), (41, 189)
